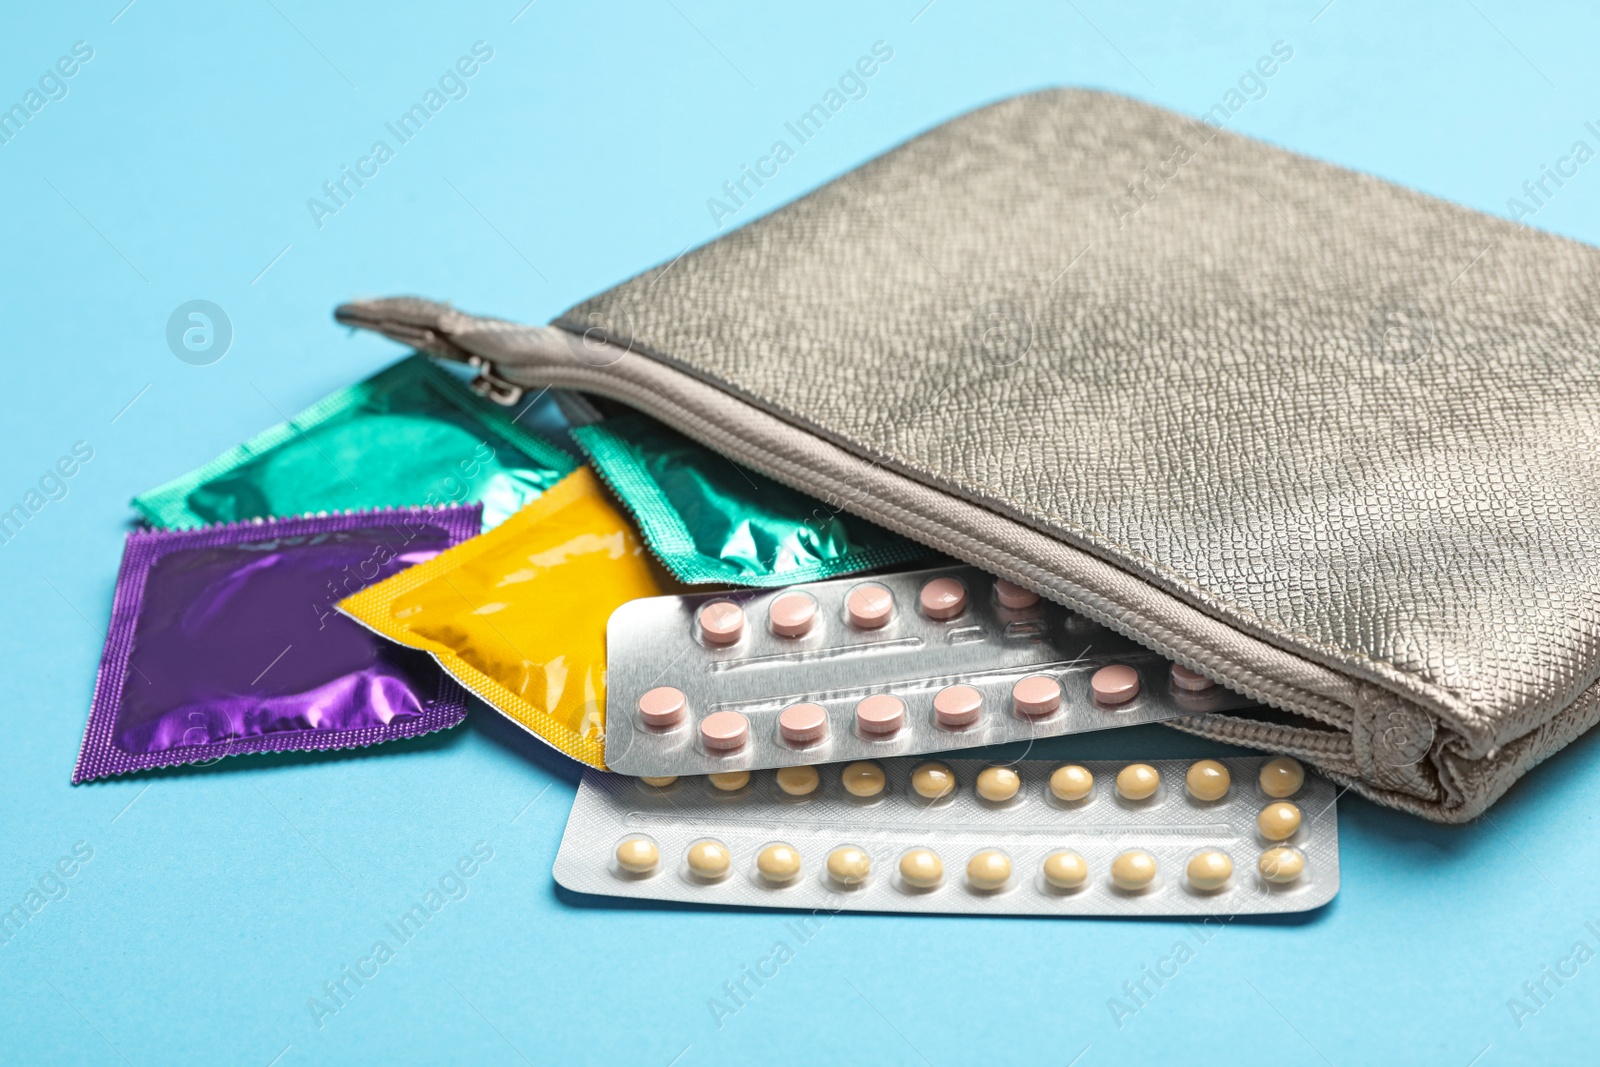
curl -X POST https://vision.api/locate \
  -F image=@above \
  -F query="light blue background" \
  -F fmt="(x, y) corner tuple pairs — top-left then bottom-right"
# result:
(4, 2), (1599, 1063)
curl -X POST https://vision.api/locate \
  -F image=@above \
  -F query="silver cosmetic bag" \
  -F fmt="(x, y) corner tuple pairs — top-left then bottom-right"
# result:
(338, 88), (1600, 823)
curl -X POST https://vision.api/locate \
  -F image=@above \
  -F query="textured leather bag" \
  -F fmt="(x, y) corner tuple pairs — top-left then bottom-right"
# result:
(338, 88), (1600, 822)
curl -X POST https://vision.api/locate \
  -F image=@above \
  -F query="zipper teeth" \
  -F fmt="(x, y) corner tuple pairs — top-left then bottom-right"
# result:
(512, 365), (1353, 729)
(1165, 712), (1354, 761)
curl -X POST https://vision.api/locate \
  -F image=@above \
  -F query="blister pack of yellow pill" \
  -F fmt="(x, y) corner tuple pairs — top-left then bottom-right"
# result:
(338, 466), (680, 768)
(554, 756), (1338, 916)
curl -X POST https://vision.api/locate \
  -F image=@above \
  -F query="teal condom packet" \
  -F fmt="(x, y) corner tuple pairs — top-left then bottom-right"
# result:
(133, 356), (578, 530)
(570, 412), (927, 586)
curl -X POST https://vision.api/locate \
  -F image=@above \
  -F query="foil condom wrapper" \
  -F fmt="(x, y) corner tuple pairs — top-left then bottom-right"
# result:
(571, 412), (928, 587)
(132, 355), (577, 531)
(72, 504), (481, 783)
(337, 467), (681, 769)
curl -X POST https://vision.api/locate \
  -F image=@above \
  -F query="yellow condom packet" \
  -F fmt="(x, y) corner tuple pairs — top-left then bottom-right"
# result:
(337, 466), (676, 768)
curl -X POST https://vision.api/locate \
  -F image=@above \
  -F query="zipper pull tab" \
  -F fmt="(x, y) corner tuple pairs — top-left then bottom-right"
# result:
(464, 355), (524, 406)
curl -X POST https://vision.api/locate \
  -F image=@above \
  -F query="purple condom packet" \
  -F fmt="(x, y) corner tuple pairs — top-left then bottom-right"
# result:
(73, 505), (482, 783)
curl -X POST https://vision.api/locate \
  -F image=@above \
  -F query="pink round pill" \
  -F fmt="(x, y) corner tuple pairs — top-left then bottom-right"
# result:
(697, 601), (745, 645)
(768, 592), (818, 638)
(777, 702), (829, 745)
(933, 684), (984, 728)
(994, 578), (1040, 610)
(845, 584), (894, 630)
(855, 694), (906, 736)
(637, 686), (687, 728)
(1091, 664), (1141, 705)
(1012, 675), (1062, 717)
(918, 577), (967, 620)
(699, 710), (750, 751)
(1170, 663), (1216, 693)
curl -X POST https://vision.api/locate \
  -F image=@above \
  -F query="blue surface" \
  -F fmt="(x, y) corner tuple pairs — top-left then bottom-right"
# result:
(4, 2), (1599, 1063)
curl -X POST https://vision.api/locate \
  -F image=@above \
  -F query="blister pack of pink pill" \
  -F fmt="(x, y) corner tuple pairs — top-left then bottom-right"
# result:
(553, 755), (1339, 917)
(603, 565), (1259, 776)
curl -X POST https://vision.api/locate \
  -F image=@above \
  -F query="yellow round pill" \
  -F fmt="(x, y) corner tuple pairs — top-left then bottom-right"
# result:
(1258, 756), (1305, 799)
(775, 765), (820, 797)
(1049, 764), (1094, 802)
(756, 843), (802, 883)
(1259, 846), (1306, 884)
(976, 766), (1021, 802)
(1257, 801), (1302, 841)
(898, 848), (943, 889)
(841, 761), (886, 798)
(1185, 760), (1231, 801)
(1186, 850), (1233, 891)
(1042, 850), (1089, 890)
(1111, 849), (1158, 891)
(827, 846), (871, 885)
(639, 775), (677, 788)
(966, 850), (1012, 891)
(614, 837), (659, 874)
(686, 840), (731, 879)
(1116, 763), (1161, 801)
(708, 770), (749, 792)
(911, 761), (956, 800)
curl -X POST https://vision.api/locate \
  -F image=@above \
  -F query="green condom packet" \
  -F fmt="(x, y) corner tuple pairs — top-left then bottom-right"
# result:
(570, 412), (928, 586)
(133, 355), (578, 530)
